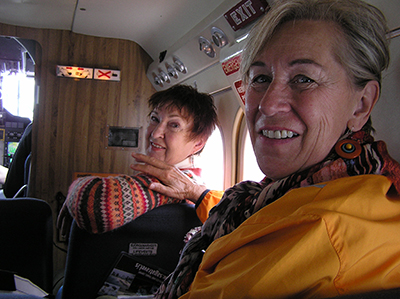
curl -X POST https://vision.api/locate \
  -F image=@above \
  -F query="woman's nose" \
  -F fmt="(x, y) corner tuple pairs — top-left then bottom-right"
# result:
(151, 123), (165, 138)
(258, 81), (291, 116)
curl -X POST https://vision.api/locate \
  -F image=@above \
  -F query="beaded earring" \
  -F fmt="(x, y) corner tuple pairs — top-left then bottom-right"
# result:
(334, 126), (361, 159)
(335, 139), (362, 159)
(189, 155), (195, 168)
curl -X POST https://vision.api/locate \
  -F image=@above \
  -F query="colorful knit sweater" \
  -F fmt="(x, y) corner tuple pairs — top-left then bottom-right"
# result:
(65, 166), (205, 234)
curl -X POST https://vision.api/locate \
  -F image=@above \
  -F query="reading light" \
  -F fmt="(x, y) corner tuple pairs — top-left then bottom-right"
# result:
(211, 27), (228, 48)
(199, 36), (215, 58)
(173, 56), (187, 74)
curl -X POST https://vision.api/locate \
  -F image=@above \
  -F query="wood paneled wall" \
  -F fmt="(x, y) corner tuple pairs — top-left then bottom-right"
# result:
(0, 22), (156, 271)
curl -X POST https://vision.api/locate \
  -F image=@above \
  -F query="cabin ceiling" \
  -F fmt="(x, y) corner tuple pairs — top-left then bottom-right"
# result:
(0, 0), (399, 62)
(0, 0), (235, 61)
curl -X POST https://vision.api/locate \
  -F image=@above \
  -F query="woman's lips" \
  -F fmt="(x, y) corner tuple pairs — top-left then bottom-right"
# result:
(151, 141), (165, 149)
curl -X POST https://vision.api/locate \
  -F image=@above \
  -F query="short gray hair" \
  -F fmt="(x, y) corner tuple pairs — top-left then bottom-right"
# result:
(241, 0), (390, 89)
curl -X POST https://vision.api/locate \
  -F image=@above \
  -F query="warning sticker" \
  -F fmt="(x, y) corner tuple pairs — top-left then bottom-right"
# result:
(94, 68), (121, 81)
(234, 80), (246, 106)
(221, 53), (242, 76)
(129, 243), (158, 256)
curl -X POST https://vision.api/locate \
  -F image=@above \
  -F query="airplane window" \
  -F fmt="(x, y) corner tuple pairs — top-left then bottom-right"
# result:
(0, 37), (36, 121)
(1, 69), (35, 120)
(242, 130), (265, 182)
(198, 127), (224, 191)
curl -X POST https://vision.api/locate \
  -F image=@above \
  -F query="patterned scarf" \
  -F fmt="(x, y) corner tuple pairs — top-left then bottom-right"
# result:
(155, 132), (400, 299)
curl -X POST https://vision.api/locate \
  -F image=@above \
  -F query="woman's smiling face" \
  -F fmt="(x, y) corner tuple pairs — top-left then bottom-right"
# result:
(245, 20), (367, 180)
(145, 105), (204, 165)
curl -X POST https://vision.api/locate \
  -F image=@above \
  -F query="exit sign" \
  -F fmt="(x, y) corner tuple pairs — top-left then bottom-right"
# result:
(224, 0), (269, 31)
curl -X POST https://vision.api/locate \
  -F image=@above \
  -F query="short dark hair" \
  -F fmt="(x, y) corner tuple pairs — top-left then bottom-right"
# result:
(148, 85), (219, 141)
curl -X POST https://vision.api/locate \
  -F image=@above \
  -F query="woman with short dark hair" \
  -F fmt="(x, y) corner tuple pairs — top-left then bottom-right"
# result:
(57, 85), (223, 234)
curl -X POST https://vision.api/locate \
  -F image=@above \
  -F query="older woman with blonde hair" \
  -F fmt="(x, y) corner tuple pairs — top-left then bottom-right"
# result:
(145, 0), (400, 298)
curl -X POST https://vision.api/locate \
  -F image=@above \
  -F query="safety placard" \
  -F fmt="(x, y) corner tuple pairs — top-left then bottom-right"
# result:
(56, 65), (93, 79)
(221, 53), (242, 76)
(234, 80), (246, 106)
(56, 65), (121, 81)
(94, 68), (121, 81)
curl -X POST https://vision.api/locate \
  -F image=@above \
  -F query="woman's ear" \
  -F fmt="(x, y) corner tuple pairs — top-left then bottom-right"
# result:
(349, 80), (380, 131)
(191, 138), (206, 155)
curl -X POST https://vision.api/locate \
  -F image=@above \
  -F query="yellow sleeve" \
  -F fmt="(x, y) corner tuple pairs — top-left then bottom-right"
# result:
(195, 190), (224, 223)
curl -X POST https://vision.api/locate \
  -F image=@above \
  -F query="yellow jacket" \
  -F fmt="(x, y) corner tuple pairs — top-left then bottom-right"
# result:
(196, 190), (225, 223)
(181, 175), (400, 298)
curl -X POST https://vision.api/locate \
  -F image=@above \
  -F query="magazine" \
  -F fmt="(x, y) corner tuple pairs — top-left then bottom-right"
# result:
(98, 252), (169, 298)
(0, 270), (48, 297)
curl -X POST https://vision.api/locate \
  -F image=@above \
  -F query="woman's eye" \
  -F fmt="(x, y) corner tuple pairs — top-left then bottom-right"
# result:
(251, 74), (271, 85)
(292, 75), (314, 85)
(149, 115), (159, 123)
(169, 122), (180, 129)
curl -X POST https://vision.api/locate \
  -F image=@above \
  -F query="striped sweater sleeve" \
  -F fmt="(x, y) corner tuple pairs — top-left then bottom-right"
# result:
(65, 173), (184, 233)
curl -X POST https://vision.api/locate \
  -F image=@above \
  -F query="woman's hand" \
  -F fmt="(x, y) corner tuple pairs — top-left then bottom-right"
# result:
(131, 152), (207, 203)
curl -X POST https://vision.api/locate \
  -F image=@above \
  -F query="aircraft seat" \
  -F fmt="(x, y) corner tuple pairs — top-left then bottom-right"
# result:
(0, 197), (53, 293)
(60, 202), (202, 299)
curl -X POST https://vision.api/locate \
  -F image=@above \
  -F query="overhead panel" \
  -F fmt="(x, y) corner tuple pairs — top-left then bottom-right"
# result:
(146, 0), (269, 109)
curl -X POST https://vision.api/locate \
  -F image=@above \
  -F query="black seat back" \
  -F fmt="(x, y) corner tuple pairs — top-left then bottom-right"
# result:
(0, 197), (53, 292)
(61, 203), (202, 299)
